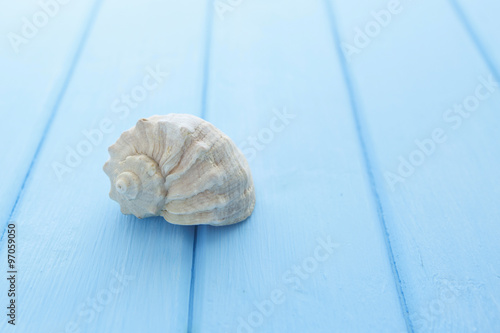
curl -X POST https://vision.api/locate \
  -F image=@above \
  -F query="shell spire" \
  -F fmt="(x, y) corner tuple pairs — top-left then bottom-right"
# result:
(103, 114), (256, 226)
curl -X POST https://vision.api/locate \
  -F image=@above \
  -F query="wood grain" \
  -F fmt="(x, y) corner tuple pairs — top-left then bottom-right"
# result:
(452, 0), (500, 75)
(190, 1), (407, 332)
(0, 0), (210, 331)
(0, 0), (100, 238)
(1, 0), (499, 332)
(330, 0), (500, 331)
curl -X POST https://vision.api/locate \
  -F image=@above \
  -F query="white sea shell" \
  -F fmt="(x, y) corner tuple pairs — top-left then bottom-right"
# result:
(103, 114), (256, 226)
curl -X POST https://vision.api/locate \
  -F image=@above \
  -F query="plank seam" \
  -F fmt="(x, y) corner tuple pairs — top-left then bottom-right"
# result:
(448, 0), (500, 83)
(322, 1), (414, 332)
(187, 1), (215, 331)
(0, 0), (104, 243)
(187, 226), (198, 333)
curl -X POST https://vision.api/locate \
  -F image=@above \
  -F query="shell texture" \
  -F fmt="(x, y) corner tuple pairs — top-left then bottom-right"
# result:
(103, 114), (255, 226)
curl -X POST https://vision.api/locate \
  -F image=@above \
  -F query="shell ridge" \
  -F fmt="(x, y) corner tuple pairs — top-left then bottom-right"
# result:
(163, 123), (223, 192)
(161, 184), (255, 225)
(165, 180), (250, 215)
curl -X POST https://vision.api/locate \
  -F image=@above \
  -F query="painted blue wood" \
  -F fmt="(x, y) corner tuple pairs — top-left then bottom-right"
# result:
(330, 0), (500, 331)
(2, 0), (499, 332)
(0, 0), (100, 243)
(451, 0), (500, 77)
(190, 1), (407, 332)
(0, 0), (210, 332)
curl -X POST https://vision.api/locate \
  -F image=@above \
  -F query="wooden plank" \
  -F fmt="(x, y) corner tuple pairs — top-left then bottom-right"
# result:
(0, 0), (100, 238)
(0, 0), (210, 331)
(189, 1), (408, 332)
(451, 0), (500, 76)
(330, 0), (500, 331)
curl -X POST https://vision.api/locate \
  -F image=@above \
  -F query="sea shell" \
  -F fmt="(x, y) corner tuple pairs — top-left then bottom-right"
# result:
(103, 114), (256, 226)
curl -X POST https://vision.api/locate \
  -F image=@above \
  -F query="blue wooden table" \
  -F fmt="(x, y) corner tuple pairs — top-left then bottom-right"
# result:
(1, 0), (499, 332)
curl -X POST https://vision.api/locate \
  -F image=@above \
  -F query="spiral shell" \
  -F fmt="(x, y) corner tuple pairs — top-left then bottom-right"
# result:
(103, 114), (256, 226)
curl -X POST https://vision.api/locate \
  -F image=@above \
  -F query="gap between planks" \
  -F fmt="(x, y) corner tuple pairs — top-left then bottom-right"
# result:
(187, 0), (215, 331)
(322, 0), (415, 331)
(448, 0), (500, 83)
(0, 0), (104, 243)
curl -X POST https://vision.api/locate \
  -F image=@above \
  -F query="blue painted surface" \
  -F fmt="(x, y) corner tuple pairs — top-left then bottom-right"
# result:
(331, 0), (500, 331)
(452, 0), (500, 79)
(191, 1), (406, 332)
(0, 0), (499, 332)
(0, 0), (100, 244)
